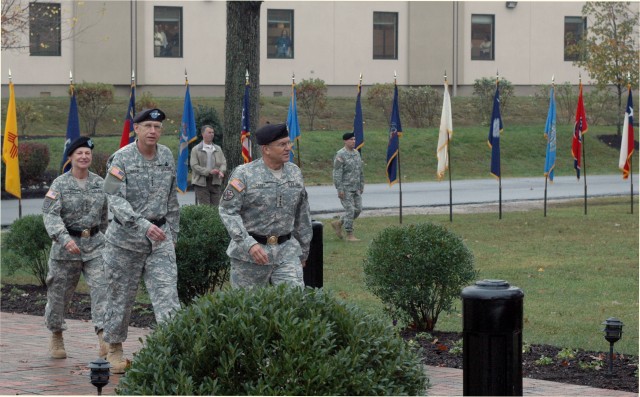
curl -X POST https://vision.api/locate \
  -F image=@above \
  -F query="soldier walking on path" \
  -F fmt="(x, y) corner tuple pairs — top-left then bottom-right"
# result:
(332, 132), (364, 241)
(101, 108), (181, 374)
(219, 123), (312, 289)
(42, 137), (109, 359)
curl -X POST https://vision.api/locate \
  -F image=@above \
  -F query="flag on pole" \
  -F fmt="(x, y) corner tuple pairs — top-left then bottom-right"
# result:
(2, 81), (21, 199)
(544, 86), (557, 182)
(119, 79), (136, 148)
(437, 80), (453, 180)
(386, 83), (403, 185)
(354, 82), (364, 153)
(487, 82), (503, 178)
(176, 81), (197, 193)
(572, 82), (588, 179)
(619, 86), (635, 179)
(241, 82), (252, 163)
(60, 84), (81, 173)
(286, 81), (301, 163)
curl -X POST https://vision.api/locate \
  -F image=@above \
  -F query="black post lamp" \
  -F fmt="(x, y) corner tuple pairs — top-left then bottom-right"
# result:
(602, 317), (624, 376)
(89, 358), (111, 395)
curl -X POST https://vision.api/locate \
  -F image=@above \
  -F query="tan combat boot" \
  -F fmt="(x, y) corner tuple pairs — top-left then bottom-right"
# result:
(106, 343), (128, 374)
(97, 330), (108, 359)
(346, 232), (361, 242)
(49, 331), (67, 359)
(331, 220), (343, 239)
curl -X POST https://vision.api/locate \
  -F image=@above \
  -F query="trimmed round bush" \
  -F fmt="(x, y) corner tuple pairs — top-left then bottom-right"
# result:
(175, 205), (230, 304)
(363, 222), (478, 332)
(117, 286), (429, 395)
(2, 214), (51, 286)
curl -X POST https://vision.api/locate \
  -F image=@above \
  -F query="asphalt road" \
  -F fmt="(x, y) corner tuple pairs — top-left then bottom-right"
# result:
(1, 174), (636, 227)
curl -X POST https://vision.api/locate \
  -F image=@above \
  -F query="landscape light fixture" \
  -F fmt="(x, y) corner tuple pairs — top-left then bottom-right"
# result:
(602, 317), (624, 376)
(89, 358), (111, 395)
(505, 2), (518, 9)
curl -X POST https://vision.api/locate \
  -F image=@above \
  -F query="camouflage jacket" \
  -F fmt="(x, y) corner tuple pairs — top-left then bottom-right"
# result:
(219, 159), (312, 262)
(42, 171), (108, 261)
(103, 142), (180, 252)
(333, 147), (364, 193)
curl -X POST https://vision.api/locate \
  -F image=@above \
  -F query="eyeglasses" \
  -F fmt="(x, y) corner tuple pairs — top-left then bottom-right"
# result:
(139, 123), (163, 130)
(269, 141), (293, 149)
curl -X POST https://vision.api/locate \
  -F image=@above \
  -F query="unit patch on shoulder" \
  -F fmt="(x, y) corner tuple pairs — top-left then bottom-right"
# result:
(109, 166), (125, 181)
(222, 188), (235, 201)
(45, 190), (59, 200)
(229, 178), (245, 192)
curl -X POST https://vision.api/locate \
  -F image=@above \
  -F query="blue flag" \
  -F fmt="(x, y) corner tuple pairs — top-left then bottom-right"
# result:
(177, 83), (197, 193)
(487, 83), (503, 178)
(544, 86), (557, 181)
(354, 83), (364, 153)
(60, 85), (80, 173)
(286, 82), (301, 163)
(386, 84), (402, 186)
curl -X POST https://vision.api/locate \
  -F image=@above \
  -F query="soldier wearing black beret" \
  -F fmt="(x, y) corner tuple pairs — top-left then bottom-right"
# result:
(255, 123), (289, 145)
(65, 136), (94, 158)
(132, 108), (166, 124)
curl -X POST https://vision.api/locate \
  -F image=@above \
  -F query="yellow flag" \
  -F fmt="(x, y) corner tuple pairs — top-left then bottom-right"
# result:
(2, 81), (21, 198)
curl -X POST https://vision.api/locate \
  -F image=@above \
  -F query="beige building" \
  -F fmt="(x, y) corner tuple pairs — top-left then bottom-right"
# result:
(1, 1), (611, 98)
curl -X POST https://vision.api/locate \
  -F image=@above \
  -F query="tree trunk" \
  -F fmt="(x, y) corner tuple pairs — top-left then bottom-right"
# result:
(223, 1), (262, 175)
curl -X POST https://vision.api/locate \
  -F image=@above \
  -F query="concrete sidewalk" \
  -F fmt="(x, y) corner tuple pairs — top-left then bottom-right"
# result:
(0, 313), (635, 396)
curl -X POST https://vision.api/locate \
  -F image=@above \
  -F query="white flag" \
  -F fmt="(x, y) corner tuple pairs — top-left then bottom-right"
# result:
(436, 81), (453, 180)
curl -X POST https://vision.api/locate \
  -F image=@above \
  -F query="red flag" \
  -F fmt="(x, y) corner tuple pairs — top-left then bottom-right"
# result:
(571, 82), (588, 179)
(119, 80), (136, 148)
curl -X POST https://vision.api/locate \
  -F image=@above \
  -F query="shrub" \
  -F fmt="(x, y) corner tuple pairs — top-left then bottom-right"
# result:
(89, 151), (110, 178)
(400, 86), (441, 128)
(16, 101), (43, 135)
(117, 286), (429, 395)
(297, 78), (327, 131)
(2, 214), (51, 286)
(363, 222), (477, 332)
(19, 142), (50, 187)
(472, 77), (514, 125)
(75, 82), (115, 136)
(175, 205), (230, 304)
(136, 91), (157, 111)
(366, 83), (395, 122)
(194, 104), (223, 146)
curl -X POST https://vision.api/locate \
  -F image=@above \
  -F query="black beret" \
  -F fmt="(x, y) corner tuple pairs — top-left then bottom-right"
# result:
(256, 123), (289, 145)
(66, 136), (94, 157)
(343, 132), (355, 140)
(133, 108), (166, 123)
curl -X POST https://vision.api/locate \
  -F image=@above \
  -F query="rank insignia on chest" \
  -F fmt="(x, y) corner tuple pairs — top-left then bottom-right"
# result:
(45, 190), (59, 200)
(109, 166), (125, 181)
(229, 178), (245, 192)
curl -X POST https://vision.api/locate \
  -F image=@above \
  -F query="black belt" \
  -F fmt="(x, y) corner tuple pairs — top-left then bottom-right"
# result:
(113, 217), (166, 227)
(67, 225), (100, 238)
(249, 233), (292, 245)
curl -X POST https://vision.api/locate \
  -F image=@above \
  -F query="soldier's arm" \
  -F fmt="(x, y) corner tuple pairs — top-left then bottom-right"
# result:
(218, 168), (259, 253)
(333, 153), (344, 192)
(167, 165), (180, 243)
(42, 180), (72, 248)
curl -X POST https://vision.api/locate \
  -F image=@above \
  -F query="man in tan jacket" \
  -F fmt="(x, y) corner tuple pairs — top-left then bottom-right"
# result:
(190, 125), (227, 207)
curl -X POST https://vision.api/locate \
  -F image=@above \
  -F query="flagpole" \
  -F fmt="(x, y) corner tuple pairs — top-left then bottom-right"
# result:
(8, 69), (23, 219)
(628, 78), (634, 215)
(292, 73), (301, 168)
(544, 75), (554, 218)
(394, 72), (403, 224)
(497, 71), (502, 220)
(580, 76), (588, 215)
(445, 71), (453, 222)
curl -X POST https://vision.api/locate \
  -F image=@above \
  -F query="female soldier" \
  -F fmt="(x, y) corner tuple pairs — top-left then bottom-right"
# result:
(42, 137), (109, 359)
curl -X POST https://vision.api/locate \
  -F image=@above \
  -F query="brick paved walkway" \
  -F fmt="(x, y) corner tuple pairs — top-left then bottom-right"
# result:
(0, 312), (636, 396)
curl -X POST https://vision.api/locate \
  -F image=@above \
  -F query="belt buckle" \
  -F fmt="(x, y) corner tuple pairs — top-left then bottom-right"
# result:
(81, 229), (90, 238)
(267, 235), (278, 245)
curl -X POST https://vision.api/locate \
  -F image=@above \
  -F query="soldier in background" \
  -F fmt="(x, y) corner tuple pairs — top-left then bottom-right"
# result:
(190, 125), (227, 207)
(101, 108), (181, 374)
(219, 123), (312, 289)
(331, 132), (364, 242)
(42, 136), (109, 359)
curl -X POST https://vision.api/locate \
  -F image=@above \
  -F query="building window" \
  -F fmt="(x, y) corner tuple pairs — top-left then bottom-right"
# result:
(564, 16), (586, 61)
(373, 12), (398, 60)
(154, 6), (182, 58)
(29, 2), (61, 56)
(471, 14), (494, 61)
(267, 9), (294, 59)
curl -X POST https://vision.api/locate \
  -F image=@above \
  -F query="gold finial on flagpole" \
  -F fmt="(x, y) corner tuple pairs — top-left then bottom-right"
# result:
(292, 72), (295, 85)
(444, 70), (447, 83)
(359, 73), (363, 85)
(8, 69), (12, 82)
(245, 69), (249, 84)
(184, 68), (189, 85)
(578, 72), (581, 86)
(131, 70), (135, 83)
(394, 70), (397, 85)
(69, 70), (73, 85)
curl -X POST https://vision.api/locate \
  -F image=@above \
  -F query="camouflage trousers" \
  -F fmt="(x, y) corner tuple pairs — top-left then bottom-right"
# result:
(44, 256), (108, 334)
(339, 190), (362, 232)
(230, 242), (304, 289)
(102, 240), (180, 344)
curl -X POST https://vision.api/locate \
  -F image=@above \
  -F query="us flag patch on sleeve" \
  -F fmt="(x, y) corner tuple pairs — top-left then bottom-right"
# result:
(109, 166), (125, 180)
(229, 178), (245, 192)
(45, 190), (59, 200)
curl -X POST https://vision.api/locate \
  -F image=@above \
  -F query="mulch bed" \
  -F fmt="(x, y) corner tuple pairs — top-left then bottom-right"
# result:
(2, 283), (637, 393)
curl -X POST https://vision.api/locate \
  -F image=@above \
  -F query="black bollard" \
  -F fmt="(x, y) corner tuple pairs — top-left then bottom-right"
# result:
(303, 220), (323, 288)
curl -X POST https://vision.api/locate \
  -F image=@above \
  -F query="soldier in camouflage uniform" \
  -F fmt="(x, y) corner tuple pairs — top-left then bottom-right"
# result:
(101, 108), (181, 373)
(219, 123), (312, 289)
(42, 137), (109, 359)
(332, 132), (365, 241)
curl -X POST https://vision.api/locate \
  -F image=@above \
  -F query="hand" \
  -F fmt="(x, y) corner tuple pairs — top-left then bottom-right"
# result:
(338, 191), (345, 199)
(249, 244), (269, 265)
(65, 240), (80, 255)
(301, 260), (307, 268)
(146, 224), (167, 242)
